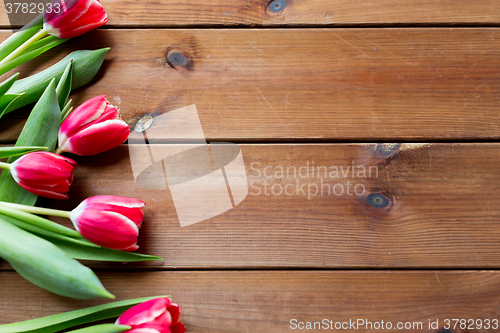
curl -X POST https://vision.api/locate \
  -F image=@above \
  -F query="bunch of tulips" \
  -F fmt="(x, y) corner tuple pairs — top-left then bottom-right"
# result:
(0, 0), (187, 331)
(0, 95), (142, 250)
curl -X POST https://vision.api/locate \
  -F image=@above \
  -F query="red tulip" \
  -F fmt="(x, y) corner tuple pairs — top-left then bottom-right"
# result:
(116, 297), (186, 333)
(10, 151), (76, 200)
(69, 195), (145, 251)
(43, 0), (108, 39)
(58, 95), (130, 156)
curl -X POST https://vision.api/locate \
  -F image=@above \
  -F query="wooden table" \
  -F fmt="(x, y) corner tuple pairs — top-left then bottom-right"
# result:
(2, 1), (500, 332)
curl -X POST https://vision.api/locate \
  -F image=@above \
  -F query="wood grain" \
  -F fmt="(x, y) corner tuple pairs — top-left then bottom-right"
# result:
(1, 143), (498, 269)
(2, 0), (500, 27)
(1, 271), (500, 332)
(2, 28), (500, 142)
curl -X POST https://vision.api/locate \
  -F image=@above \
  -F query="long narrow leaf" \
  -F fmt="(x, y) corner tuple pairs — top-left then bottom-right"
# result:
(0, 79), (60, 205)
(0, 204), (83, 239)
(0, 15), (43, 62)
(0, 36), (67, 76)
(66, 325), (131, 333)
(0, 48), (109, 115)
(0, 146), (47, 159)
(49, 237), (162, 262)
(0, 73), (18, 97)
(0, 93), (24, 118)
(56, 60), (73, 110)
(0, 297), (168, 333)
(0, 217), (114, 300)
(0, 214), (98, 248)
(61, 100), (73, 122)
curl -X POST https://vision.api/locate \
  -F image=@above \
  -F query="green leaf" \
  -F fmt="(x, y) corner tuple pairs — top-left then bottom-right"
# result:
(0, 213), (98, 248)
(56, 60), (73, 110)
(0, 146), (47, 159)
(0, 93), (24, 119)
(0, 79), (60, 205)
(0, 15), (43, 62)
(49, 237), (163, 262)
(66, 325), (131, 333)
(61, 100), (73, 122)
(0, 216), (114, 300)
(0, 203), (82, 239)
(0, 36), (68, 76)
(0, 48), (109, 115)
(0, 296), (168, 333)
(0, 203), (160, 262)
(0, 73), (19, 97)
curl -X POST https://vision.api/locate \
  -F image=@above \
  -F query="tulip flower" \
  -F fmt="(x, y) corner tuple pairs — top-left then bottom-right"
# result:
(0, 151), (76, 199)
(70, 195), (145, 251)
(57, 95), (130, 156)
(116, 297), (186, 333)
(0, 195), (145, 251)
(0, 0), (107, 66)
(44, 0), (108, 39)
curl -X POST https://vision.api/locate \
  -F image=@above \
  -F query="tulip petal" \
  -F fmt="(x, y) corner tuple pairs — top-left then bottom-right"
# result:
(59, 95), (107, 146)
(44, 0), (108, 39)
(44, 0), (93, 30)
(83, 204), (144, 227)
(56, 11), (107, 39)
(19, 179), (72, 194)
(16, 182), (69, 200)
(62, 119), (130, 156)
(71, 210), (139, 250)
(44, 0), (82, 24)
(117, 298), (171, 326)
(136, 312), (172, 332)
(82, 196), (145, 226)
(85, 195), (146, 208)
(166, 303), (181, 326)
(126, 329), (162, 333)
(169, 323), (186, 333)
(122, 243), (140, 251)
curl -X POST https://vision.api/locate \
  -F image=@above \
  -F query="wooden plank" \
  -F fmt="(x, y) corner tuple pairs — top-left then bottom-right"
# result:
(1, 143), (498, 269)
(2, 0), (500, 27)
(2, 28), (500, 142)
(1, 271), (500, 332)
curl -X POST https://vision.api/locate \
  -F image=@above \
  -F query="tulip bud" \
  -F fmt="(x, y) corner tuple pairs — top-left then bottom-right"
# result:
(70, 195), (145, 251)
(58, 95), (130, 156)
(116, 297), (186, 333)
(10, 151), (76, 200)
(44, 0), (108, 39)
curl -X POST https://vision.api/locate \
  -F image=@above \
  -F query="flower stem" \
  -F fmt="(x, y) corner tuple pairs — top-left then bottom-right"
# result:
(0, 29), (48, 66)
(55, 147), (64, 154)
(0, 201), (71, 218)
(0, 161), (11, 170)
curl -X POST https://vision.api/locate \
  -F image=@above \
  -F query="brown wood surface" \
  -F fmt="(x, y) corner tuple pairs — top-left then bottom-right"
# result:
(2, 28), (500, 142)
(1, 0), (500, 329)
(1, 271), (500, 332)
(1, 143), (498, 270)
(2, 0), (500, 27)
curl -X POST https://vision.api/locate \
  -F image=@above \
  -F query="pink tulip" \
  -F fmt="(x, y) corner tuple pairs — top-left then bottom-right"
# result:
(116, 297), (186, 333)
(10, 152), (76, 200)
(70, 195), (145, 251)
(43, 0), (108, 39)
(58, 95), (130, 156)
